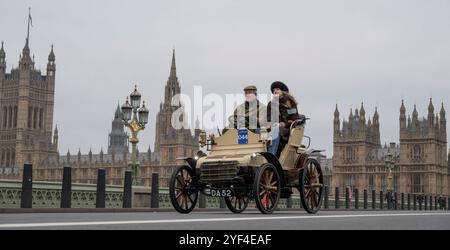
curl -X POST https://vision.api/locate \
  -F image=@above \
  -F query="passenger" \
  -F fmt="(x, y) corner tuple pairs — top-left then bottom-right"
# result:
(267, 81), (300, 157)
(226, 85), (267, 134)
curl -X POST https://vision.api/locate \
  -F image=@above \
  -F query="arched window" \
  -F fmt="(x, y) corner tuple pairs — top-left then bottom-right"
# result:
(3, 107), (7, 128)
(8, 106), (12, 128)
(412, 144), (422, 160)
(411, 174), (423, 193)
(0, 149), (5, 166)
(33, 107), (38, 129)
(168, 148), (174, 161)
(11, 149), (15, 167)
(368, 175), (374, 191)
(381, 175), (386, 192)
(28, 106), (33, 128)
(345, 147), (354, 161)
(13, 106), (17, 128)
(39, 108), (44, 129)
(5, 148), (10, 167)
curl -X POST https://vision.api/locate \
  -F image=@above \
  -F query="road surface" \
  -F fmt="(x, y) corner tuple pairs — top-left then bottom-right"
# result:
(0, 209), (449, 230)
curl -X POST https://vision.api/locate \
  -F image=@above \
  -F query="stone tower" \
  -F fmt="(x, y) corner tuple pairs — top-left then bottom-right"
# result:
(332, 103), (382, 190)
(107, 104), (129, 155)
(154, 50), (199, 165)
(399, 99), (448, 195)
(0, 30), (57, 176)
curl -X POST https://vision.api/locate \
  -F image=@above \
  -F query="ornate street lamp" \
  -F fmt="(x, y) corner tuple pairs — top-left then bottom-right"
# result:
(384, 149), (399, 193)
(121, 85), (149, 185)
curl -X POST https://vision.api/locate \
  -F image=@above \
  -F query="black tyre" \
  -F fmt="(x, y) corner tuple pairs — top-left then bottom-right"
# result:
(254, 163), (281, 214)
(169, 165), (198, 214)
(299, 158), (324, 214)
(225, 194), (249, 213)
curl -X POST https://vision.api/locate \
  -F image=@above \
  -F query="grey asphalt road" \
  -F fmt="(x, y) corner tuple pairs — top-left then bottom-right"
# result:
(0, 210), (449, 230)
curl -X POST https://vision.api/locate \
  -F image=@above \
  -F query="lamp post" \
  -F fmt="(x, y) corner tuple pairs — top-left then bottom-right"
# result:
(384, 149), (399, 204)
(121, 85), (149, 186)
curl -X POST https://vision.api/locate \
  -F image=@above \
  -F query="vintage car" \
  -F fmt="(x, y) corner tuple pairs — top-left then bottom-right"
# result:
(169, 116), (324, 214)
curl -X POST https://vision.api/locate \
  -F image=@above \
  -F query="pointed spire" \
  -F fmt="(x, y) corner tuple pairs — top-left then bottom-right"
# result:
(114, 102), (122, 119)
(195, 116), (200, 129)
(412, 104), (418, 120)
(164, 49), (181, 106)
(440, 102), (446, 118)
(23, 8), (31, 59)
(428, 98), (434, 114)
(360, 102), (365, 117)
(400, 99), (406, 114)
(334, 104), (339, 117)
(20, 13), (33, 70)
(0, 41), (5, 58)
(373, 107), (379, 124)
(170, 49), (177, 79)
(48, 44), (55, 61)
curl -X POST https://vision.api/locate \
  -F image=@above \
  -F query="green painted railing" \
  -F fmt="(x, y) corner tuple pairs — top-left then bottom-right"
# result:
(0, 179), (302, 209)
(0, 179), (123, 208)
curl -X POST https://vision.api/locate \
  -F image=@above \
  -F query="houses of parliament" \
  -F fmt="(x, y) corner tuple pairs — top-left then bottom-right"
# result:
(331, 100), (450, 196)
(0, 33), (199, 187)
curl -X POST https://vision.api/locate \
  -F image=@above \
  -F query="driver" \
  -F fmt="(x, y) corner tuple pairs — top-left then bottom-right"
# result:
(227, 85), (267, 133)
(266, 81), (300, 157)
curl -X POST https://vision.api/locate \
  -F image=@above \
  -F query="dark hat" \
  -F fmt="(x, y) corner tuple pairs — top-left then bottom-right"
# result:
(271, 81), (289, 93)
(243, 85), (257, 91)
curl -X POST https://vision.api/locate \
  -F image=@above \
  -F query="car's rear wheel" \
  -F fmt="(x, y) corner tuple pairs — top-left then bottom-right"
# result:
(225, 194), (249, 213)
(299, 158), (324, 214)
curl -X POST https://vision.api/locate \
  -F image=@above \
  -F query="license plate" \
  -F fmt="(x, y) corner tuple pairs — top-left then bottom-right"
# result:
(210, 189), (232, 197)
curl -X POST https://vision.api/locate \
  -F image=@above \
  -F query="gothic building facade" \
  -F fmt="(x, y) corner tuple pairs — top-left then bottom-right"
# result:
(332, 100), (449, 196)
(0, 41), (199, 187)
(0, 36), (57, 178)
(154, 50), (200, 167)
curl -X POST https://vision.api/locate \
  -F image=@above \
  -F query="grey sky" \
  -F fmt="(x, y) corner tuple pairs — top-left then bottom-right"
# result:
(1, 0), (449, 156)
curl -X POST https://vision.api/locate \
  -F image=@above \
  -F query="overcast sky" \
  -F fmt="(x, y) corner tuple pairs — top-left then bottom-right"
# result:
(1, 0), (449, 156)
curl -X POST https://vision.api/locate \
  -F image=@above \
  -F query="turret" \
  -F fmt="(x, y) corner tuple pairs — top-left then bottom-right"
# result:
(0, 41), (5, 75)
(333, 104), (340, 136)
(77, 148), (81, 163)
(400, 100), (406, 130)
(53, 124), (58, 147)
(66, 149), (71, 163)
(428, 98), (435, 130)
(440, 102), (446, 141)
(47, 45), (56, 76)
(359, 102), (366, 132)
(412, 104), (419, 129)
(88, 148), (93, 163)
(373, 107), (380, 145)
(100, 148), (104, 162)
(348, 108), (353, 135)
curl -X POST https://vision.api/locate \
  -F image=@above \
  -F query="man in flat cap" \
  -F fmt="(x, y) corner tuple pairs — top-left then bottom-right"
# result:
(227, 85), (267, 133)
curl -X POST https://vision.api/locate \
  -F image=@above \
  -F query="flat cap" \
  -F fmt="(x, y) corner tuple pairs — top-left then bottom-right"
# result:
(243, 85), (257, 91)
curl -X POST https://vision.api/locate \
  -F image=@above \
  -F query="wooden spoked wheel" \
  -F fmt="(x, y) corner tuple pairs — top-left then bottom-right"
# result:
(169, 165), (198, 214)
(225, 194), (249, 213)
(299, 158), (324, 214)
(254, 163), (280, 214)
